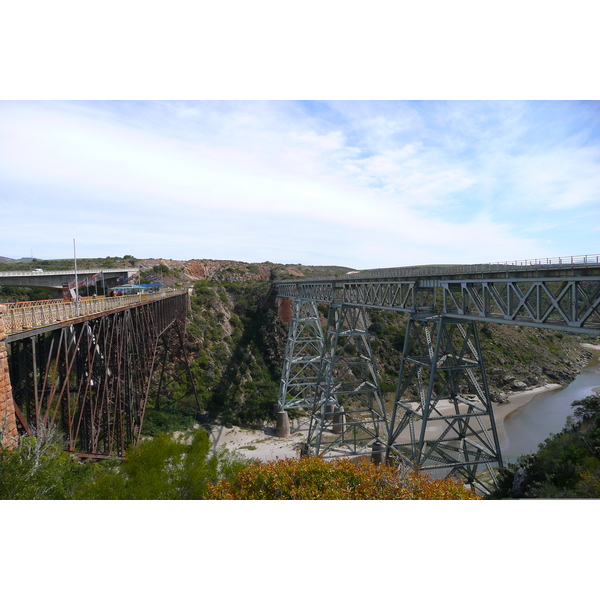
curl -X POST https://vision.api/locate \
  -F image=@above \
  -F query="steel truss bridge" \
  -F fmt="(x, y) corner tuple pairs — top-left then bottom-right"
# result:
(1, 291), (196, 457)
(274, 254), (600, 492)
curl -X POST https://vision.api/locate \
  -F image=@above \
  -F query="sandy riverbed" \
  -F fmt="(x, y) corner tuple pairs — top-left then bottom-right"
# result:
(208, 417), (311, 462)
(207, 384), (564, 462)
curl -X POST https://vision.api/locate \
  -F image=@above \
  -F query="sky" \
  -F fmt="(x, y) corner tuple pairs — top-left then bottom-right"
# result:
(1, 99), (599, 269)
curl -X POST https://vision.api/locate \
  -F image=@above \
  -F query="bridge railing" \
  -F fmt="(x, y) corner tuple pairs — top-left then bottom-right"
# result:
(0, 298), (67, 311)
(1, 291), (185, 336)
(489, 254), (600, 268)
(276, 253), (600, 284)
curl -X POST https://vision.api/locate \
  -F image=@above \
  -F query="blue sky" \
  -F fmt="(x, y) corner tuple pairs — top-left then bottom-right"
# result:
(1, 100), (598, 269)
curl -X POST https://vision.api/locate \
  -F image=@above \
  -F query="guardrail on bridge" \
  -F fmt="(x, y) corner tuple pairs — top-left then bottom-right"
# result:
(277, 253), (600, 284)
(0, 291), (184, 336)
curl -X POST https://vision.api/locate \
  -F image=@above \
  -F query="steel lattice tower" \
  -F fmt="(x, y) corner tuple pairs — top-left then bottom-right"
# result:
(275, 254), (600, 490)
(307, 304), (387, 459)
(277, 299), (325, 411)
(388, 316), (502, 492)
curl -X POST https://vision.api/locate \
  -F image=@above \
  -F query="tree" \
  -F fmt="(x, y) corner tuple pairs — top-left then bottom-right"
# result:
(0, 429), (100, 500)
(205, 457), (479, 500)
(77, 428), (250, 500)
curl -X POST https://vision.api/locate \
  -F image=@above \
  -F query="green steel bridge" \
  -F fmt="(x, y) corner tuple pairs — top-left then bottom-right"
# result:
(273, 254), (600, 492)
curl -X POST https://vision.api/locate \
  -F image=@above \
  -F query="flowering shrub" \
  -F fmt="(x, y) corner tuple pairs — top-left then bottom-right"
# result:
(206, 456), (479, 500)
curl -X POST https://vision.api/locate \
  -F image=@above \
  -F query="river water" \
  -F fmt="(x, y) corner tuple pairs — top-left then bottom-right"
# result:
(501, 349), (600, 464)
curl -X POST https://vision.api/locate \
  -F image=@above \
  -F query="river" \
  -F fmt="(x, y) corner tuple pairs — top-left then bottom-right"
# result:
(501, 347), (600, 464)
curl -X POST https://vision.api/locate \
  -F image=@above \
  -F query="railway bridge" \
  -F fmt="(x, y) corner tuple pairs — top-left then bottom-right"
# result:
(274, 254), (600, 492)
(0, 291), (195, 456)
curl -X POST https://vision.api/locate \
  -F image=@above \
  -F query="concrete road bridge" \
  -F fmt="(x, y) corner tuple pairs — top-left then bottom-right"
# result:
(273, 254), (600, 492)
(0, 290), (196, 457)
(0, 268), (139, 296)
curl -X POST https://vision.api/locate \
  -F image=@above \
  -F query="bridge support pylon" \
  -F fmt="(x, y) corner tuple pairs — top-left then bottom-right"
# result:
(276, 299), (326, 417)
(387, 315), (503, 493)
(307, 304), (388, 459)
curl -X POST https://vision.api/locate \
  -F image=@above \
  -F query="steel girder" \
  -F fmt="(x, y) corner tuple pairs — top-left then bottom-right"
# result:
(441, 278), (600, 332)
(387, 316), (502, 493)
(276, 276), (600, 334)
(6, 293), (190, 456)
(307, 304), (388, 459)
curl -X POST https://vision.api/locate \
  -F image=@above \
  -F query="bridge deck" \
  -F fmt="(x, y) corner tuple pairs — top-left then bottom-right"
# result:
(277, 254), (600, 285)
(275, 254), (600, 334)
(1, 291), (186, 340)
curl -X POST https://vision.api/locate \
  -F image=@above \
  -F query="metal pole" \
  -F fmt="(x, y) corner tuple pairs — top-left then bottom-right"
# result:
(73, 239), (80, 316)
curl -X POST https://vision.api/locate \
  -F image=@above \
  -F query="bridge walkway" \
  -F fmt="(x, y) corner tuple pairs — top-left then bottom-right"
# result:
(1, 291), (185, 340)
(275, 254), (600, 335)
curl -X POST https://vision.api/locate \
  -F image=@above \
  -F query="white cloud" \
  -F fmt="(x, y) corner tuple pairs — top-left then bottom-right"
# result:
(0, 100), (598, 266)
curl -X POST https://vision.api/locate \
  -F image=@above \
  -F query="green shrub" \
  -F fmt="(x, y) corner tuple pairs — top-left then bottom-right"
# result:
(77, 429), (250, 500)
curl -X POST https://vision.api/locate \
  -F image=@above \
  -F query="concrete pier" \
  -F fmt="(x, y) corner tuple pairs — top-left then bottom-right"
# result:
(276, 410), (290, 438)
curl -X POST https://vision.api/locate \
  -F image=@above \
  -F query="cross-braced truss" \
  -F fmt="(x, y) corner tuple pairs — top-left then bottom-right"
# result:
(442, 278), (600, 331)
(388, 316), (502, 493)
(277, 299), (325, 411)
(277, 275), (600, 334)
(307, 304), (388, 459)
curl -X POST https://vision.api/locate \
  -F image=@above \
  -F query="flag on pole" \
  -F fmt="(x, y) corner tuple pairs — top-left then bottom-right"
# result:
(92, 271), (103, 281)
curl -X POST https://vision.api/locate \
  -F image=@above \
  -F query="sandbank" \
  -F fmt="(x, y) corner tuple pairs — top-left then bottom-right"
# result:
(492, 384), (561, 446)
(208, 418), (311, 462)
(208, 385), (563, 462)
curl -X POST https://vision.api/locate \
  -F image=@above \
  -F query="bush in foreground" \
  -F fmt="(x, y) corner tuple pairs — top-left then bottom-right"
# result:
(206, 456), (479, 500)
(0, 430), (101, 500)
(77, 429), (250, 500)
